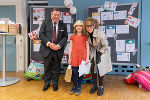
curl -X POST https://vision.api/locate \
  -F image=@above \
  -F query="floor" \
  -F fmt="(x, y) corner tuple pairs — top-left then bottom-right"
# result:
(0, 72), (150, 100)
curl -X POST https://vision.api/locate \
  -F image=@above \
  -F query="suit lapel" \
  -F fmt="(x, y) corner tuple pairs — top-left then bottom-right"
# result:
(57, 21), (62, 39)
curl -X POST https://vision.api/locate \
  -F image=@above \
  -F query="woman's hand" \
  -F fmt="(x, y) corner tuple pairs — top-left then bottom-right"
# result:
(68, 58), (71, 65)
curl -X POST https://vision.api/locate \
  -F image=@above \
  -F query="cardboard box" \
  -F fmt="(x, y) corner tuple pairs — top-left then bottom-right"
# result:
(0, 24), (8, 33)
(9, 24), (18, 34)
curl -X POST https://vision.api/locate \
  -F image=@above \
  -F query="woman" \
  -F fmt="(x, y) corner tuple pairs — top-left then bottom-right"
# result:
(84, 17), (112, 96)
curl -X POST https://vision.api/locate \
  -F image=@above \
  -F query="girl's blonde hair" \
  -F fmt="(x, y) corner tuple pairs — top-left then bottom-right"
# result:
(73, 20), (87, 37)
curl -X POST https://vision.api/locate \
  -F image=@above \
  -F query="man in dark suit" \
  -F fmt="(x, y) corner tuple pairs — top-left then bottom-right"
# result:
(39, 8), (68, 91)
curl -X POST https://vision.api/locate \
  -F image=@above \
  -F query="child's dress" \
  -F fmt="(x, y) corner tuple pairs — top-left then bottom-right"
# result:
(70, 35), (88, 66)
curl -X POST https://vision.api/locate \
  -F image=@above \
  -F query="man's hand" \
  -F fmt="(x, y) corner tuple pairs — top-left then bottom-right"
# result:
(48, 43), (56, 49)
(53, 44), (60, 50)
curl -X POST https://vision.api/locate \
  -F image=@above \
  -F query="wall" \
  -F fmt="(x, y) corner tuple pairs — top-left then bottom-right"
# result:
(0, 0), (28, 72)
(48, 0), (139, 20)
(141, 0), (150, 66)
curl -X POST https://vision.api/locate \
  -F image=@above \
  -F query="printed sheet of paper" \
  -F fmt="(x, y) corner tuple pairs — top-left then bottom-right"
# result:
(101, 12), (113, 20)
(97, 7), (104, 12)
(98, 26), (105, 33)
(33, 8), (45, 24)
(126, 40), (135, 52)
(128, 3), (137, 16)
(116, 40), (125, 52)
(64, 42), (69, 54)
(114, 10), (127, 20)
(63, 12), (71, 23)
(117, 53), (130, 61)
(92, 12), (100, 23)
(106, 25), (115, 37)
(33, 40), (41, 52)
(67, 24), (71, 33)
(61, 54), (68, 63)
(124, 16), (141, 28)
(79, 60), (91, 77)
(116, 25), (129, 34)
(104, 1), (117, 11)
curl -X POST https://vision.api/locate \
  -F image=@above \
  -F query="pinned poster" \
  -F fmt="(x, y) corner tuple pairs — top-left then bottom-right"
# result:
(64, 42), (69, 54)
(28, 25), (41, 40)
(63, 12), (71, 23)
(101, 12), (113, 20)
(117, 53), (130, 61)
(114, 10), (127, 20)
(67, 24), (71, 33)
(33, 8), (45, 24)
(98, 26), (105, 33)
(116, 25), (129, 34)
(106, 25), (115, 37)
(128, 3), (137, 16)
(126, 40), (135, 52)
(124, 16), (141, 28)
(61, 53), (68, 63)
(116, 40), (125, 52)
(33, 40), (41, 52)
(104, 1), (117, 11)
(92, 12), (100, 23)
(97, 7), (104, 12)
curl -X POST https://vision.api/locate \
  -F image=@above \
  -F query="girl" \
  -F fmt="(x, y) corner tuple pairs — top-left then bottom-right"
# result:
(68, 20), (89, 96)
(84, 17), (112, 96)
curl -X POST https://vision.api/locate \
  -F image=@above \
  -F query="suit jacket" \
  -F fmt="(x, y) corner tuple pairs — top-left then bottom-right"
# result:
(39, 19), (68, 59)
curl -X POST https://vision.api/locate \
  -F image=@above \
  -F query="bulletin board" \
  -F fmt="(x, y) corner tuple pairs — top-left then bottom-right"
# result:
(88, 3), (139, 64)
(30, 6), (76, 63)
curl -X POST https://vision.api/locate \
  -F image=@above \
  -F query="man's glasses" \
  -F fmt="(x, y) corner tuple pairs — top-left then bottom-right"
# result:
(86, 25), (94, 28)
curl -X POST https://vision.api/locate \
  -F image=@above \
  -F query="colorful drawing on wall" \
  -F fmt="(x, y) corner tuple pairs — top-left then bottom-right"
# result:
(104, 1), (117, 11)
(124, 16), (141, 28)
(33, 8), (45, 24)
(128, 3), (138, 16)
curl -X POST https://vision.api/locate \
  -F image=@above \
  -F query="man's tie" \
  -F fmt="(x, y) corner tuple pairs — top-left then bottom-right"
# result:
(53, 23), (56, 44)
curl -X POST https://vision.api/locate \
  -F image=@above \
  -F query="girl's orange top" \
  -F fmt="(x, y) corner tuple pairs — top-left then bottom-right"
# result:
(70, 34), (88, 67)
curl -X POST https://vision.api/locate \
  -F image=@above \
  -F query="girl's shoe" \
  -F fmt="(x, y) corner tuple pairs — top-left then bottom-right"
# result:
(97, 87), (103, 96)
(69, 87), (76, 94)
(75, 88), (81, 96)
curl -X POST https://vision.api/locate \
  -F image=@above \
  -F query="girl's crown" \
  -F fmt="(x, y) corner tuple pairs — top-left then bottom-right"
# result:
(73, 20), (84, 27)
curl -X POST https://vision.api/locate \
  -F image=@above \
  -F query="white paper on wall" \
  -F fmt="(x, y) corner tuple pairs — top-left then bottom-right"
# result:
(101, 12), (113, 20)
(104, 1), (117, 11)
(117, 52), (130, 61)
(97, 7), (104, 12)
(114, 10), (127, 20)
(126, 40), (135, 52)
(98, 26), (105, 34)
(67, 24), (71, 33)
(33, 40), (41, 52)
(106, 25), (115, 37)
(63, 12), (71, 23)
(116, 25), (129, 34)
(92, 12), (100, 23)
(116, 40), (125, 52)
